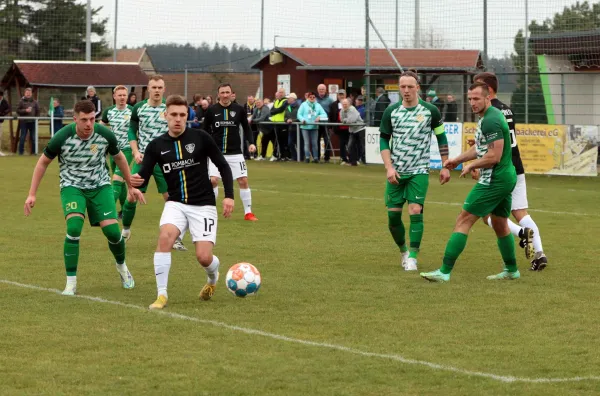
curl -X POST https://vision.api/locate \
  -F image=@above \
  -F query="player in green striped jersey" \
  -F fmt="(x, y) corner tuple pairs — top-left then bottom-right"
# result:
(379, 70), (451, 272)
(101, 85), (133, 219)
(24, 100), (146, 295)
(120, 75), (187, 251)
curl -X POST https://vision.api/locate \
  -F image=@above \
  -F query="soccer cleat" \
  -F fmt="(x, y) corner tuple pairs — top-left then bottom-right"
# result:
(119, 269), (135, 289)
(244, 213), (258, 221)
(420, 269), (450, 283)
(530, 253), (548, 271)
(400, 251), (409, 269)
(199, 271), (219, 301)
(404, 257), (418, 271)
(149, 295), (168, 310)
(518, 227), (534, 259)
(121, 228), (131, 242)
(486, 270), (521, 280)
(172, 238), (187, 251)
(199, 283), (217, 301)
(62, 283), (77, 296)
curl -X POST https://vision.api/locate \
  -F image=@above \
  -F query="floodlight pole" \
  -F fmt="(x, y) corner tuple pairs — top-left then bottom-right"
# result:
(86, 0), (91, 61)
(113, 0), (118, 62)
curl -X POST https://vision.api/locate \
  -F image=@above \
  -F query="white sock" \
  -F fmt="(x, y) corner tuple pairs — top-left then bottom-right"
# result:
(519, 215), (543, 253)
(66, 275), (77, 286)
(213, 187), (219, 200)
(154, 252), (171, 298)
(116, 262), (129, 276)
(240, 188), (252, 215)
(487, 216), (521, 237)
(204, 255), (220, 285)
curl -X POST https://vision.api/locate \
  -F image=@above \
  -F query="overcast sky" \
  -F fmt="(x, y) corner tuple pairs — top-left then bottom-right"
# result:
(92, 0), (585, 59)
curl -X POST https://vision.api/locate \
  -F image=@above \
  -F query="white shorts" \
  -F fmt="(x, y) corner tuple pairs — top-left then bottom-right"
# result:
(159, 201), (218, 244)
(208, 154), (247, 180)
(511, 173), (529, 211)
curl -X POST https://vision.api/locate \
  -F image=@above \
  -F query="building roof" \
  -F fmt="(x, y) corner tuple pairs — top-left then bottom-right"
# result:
(530, 29), (600, 55)
(251, 47), (483, 72)
(2, 60), (150, 87)
(101, 48), (147, 63)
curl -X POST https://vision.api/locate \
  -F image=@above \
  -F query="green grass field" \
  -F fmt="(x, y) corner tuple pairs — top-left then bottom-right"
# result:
(1, 156), (600, 395)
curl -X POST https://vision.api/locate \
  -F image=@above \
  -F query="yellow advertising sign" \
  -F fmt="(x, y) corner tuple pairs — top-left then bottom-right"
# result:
(384, 84), (399, 91)
(462, 123), (566, 175)
(515, 124), (565, 174)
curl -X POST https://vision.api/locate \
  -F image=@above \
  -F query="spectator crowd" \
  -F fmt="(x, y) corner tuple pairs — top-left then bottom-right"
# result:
(0, 80), (459, 163)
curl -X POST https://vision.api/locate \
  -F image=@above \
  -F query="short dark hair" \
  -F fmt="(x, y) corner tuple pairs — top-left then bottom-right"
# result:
(218, 83), (232, 92)
(473, 72), (498, 93)
(165, 94), (188, 109)
(468, 81), (490, 95)
(74, 100), (96, 115)
(400, 69), (420, 84)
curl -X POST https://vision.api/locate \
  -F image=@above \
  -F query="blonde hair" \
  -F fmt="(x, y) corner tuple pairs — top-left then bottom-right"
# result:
(113, 85), (128, 93)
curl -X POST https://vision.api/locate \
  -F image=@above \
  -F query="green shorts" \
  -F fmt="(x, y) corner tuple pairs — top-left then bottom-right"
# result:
(463, 180), (517, 218)
(61, 185), (117, 226)
(385, 174), (429, 208)
(109, 148), (133, 178)
(131, 161), (168, 194)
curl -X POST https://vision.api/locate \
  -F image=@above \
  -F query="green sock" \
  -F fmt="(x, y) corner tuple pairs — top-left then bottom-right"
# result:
(103, 223), (125, 264)
(121, 200), (137, 228)
(64, 238), (79, 276)
(112, 180), (123, 203)
(388, 210), (407, 252)
(119, 182), (127, 208)
(440, 232), (468, 274)
(408, 214), (423, 259)
(497, 233), (518, 272)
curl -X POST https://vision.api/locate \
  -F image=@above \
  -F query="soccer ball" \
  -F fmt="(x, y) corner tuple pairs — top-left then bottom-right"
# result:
(225, 263), (261, 297)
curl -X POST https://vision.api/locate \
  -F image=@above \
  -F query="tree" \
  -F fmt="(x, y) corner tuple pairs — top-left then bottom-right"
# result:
(0, 0), (40, 66)
(28, 0), (110, 60)
(510, 1), (600, 123)
(401, 26), (449, 49)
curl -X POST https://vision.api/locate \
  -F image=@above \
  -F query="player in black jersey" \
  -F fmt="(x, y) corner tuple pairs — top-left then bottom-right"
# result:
(203, 83), (258, 221)
(129, 95), (235, 309)
(473, 72), (547, 270)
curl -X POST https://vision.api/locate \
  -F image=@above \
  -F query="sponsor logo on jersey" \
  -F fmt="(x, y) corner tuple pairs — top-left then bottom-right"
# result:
(185, 143), (195, 154)
(162, 158), (197, 173)
(214, 120), (236, 128)
(90, 144), (98, 154)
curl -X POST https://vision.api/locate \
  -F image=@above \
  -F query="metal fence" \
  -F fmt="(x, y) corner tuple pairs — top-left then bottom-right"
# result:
(1, 1), (599, 123)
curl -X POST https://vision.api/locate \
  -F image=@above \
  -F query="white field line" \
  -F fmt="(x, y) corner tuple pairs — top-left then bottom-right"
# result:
(275, 168), (600, 194)
(252, 189), (598, 217)
(2, 279), (600, 384)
